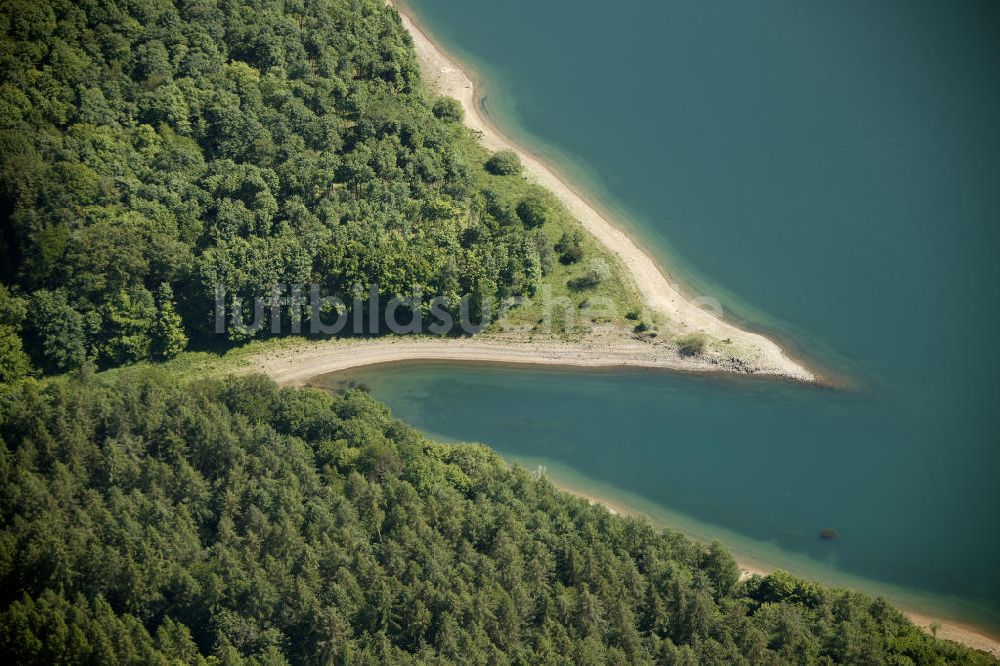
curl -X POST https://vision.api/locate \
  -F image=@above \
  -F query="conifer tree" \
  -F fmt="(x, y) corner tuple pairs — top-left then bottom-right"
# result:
(102, 288), (155, 364)
(152, 283), (188, 360)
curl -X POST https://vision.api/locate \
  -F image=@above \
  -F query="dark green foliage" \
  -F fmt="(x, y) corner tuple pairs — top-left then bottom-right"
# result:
(0, 591), (192, 664)
(152, 283), (188, 360)
(432, 97), (464, 123)
(0, 326), (30, 382)
(556, 229), (585, 264)
(485, 150), (522, 176)
(481, 189), (518, 227)
(0, 286), (27, 329)
(516, 195), (549, 228)
(0, 0), (545, 370)
(0, 373), (989, 664)
(24, 289), (88, 372)
(100, 287), (155, 365)
(0, 286), (31, 381)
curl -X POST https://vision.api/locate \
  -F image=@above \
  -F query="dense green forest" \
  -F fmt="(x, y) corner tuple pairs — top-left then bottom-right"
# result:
(0, 371), (989, 664)
(0, 0), (993, 663)
(0, 0), (638, 381)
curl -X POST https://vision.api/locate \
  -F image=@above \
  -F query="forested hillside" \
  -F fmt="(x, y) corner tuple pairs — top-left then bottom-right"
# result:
(0, 372), (990, 664)
(0, 0), (633, 381)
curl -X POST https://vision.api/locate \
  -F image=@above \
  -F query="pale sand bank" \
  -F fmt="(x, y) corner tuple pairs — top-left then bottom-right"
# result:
(389, 2), (814, 382)
(248, 331), (778, 387)
(560, 482), (1000, 658)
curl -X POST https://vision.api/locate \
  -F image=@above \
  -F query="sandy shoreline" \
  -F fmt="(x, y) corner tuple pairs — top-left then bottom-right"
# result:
(247, 332), (796, 387)
(554, 482), (775, 579)
(388, 1), (814, 383)
(557, 481), (1000, 658)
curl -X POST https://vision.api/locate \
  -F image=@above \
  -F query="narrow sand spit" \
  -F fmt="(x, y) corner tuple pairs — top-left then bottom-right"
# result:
(389, 2), (813, 382)
(253, 333), (759, 387)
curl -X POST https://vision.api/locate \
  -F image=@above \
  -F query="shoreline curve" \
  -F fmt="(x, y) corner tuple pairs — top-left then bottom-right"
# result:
(389, 0), (815, 383)
(247, 334), (808, 388)
(563, 482), (1000, 659)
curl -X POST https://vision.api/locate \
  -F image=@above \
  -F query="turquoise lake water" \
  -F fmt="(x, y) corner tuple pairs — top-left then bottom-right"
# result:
(327, 0), (1000, 630)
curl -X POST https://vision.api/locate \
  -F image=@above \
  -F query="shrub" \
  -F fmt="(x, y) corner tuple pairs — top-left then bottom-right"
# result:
(482, 189), (518, 226)
(485, 150), (522, 175)
(555, 230), (584, 264)
(676, 333), (709, 357)
(432, 96), (463, 122)
(533, 231), (556, 275)
(569, 259), (611, 290)
(516, 195), (548, 228)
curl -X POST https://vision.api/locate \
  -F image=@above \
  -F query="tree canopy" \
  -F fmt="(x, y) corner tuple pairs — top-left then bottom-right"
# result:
(0, 0), (577, 376)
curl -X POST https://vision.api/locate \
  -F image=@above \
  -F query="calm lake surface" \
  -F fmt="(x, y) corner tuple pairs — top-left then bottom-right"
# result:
(324, 0), (1000, 630)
